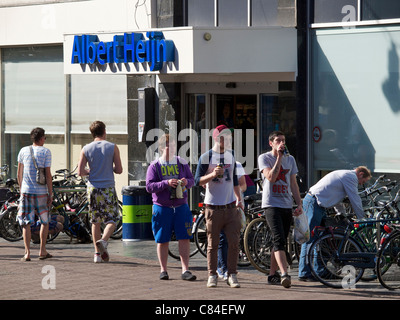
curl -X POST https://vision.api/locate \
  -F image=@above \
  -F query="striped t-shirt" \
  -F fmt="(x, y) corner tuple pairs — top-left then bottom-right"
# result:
(18, 145), (51, 194)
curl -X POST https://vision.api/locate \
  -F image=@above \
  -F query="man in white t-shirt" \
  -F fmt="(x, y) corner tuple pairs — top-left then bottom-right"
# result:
(194, 125), (243, 288)
(17, 127), (53, 261)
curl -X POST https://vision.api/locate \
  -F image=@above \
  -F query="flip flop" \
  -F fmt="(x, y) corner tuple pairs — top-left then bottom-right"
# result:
(21, 256), (31, 262)
(38, 253), (53, 260)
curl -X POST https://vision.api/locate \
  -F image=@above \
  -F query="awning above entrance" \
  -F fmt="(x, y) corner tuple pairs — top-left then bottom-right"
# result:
(63, 27), (297, 78)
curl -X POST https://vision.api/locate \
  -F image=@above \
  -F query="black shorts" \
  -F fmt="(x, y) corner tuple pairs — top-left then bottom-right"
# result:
(264, 207), (292, 251)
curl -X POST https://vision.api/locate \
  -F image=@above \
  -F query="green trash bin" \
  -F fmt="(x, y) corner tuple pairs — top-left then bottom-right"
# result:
(122, 186), (153, 241)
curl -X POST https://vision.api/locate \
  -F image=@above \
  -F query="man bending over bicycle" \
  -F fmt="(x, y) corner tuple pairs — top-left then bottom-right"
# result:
(298, 166), (371, 281)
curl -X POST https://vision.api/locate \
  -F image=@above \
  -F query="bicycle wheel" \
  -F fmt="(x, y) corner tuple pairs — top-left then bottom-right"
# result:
(194, 214), (207, 257)
(376, 230), (400, 290)
(243, 217), (272, 274)
(168, 231), (199, 260)
(0, 206), (23, 242)
(307, 232), (364, 288)
(352, 223), (380, 281)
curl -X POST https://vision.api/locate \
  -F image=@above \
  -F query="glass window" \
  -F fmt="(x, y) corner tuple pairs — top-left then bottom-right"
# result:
(362, 0), (400, 20)
(2, 46), (65, 134)
(252, 0), (278, 26)
(218, 0), (248, 26)
(313, 0), (358, 23)
(187, 0), (215, 26)
(311, 26), (400, 175)
(71, 74), (127, 134)
(259, 93), (296, 158)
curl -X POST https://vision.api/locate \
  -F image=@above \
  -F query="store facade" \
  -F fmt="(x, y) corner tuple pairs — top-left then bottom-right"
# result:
(0, 0), (302, 207)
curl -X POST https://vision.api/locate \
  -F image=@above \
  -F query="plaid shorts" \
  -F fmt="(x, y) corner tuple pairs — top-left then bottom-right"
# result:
(18, 193), (50, 226)
(87, 187), (118, 225)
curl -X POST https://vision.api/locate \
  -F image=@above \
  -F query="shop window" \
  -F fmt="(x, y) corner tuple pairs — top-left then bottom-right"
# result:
(71, 74), (127, 134)
(259, 94), (296, 157)
(187, 0), (214, 26)
(362, 0), (400, 20)
(313, 0), (358, 24)
(186, 0), (281, 27)
(2, 46), (64, 134)
(311, 27), (400, 177)
(218, 0), (248, 26)
(1, 46), (66, 175)
(252, 0), (278, 26)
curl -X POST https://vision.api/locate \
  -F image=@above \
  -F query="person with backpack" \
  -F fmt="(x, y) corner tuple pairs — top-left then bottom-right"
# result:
(146, 134), (197, 281)
(194, 125), (243, 288)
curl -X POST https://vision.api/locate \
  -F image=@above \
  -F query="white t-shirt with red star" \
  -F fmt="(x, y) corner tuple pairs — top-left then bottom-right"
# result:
(258, 151), (298, 209)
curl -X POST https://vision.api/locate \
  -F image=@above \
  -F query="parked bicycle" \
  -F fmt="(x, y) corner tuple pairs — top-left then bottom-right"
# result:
(376, 223), (400, 290)
(0, 178), (22, 242)
(306, 189), (400, 289)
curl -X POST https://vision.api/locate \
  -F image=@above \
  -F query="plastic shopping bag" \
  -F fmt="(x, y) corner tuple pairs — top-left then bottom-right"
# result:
(293, 212), (310, 245)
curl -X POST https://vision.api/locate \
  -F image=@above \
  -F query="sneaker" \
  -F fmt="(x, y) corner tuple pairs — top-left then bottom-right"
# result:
(181, 271), (197, 281)
(159, 271), (169, 280)
(281, 274), (291, 288)
(96, 239), (109, 262)
(227, 274), (240, 288)
(267, 272), (281, 285)
(217, 269), (228, 281)
(93, 253), (102, 263)
(207, 275), (218, 288)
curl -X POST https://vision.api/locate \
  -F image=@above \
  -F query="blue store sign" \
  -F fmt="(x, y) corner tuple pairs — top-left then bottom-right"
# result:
(71, 31), (175, 71)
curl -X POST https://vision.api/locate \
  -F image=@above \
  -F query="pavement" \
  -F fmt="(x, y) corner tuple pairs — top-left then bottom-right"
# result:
(1, 233), (400, 316)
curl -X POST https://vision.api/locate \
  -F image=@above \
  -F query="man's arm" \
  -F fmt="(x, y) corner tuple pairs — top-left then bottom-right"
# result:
(290, 174), (303, 216)
(77, 149), (89, 177)
(113, 145), (123, 174)
(17, 162), (23, 191)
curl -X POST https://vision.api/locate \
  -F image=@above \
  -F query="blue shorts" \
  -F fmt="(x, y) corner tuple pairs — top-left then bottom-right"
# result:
(152, 204), (193, 243)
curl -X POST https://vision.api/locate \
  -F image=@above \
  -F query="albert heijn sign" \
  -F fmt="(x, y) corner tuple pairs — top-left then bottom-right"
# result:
(71, 31), (175, 71)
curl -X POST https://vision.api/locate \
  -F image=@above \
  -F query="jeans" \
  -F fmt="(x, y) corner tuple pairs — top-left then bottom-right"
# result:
(298, 193), (327, 278)
(217, 231), (228, 275)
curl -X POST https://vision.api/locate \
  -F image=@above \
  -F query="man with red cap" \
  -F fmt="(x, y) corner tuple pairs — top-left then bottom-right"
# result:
(194, 125), (243, 288)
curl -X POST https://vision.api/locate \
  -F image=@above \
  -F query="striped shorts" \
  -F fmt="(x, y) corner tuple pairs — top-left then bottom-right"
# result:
(17, 193), (50, 226)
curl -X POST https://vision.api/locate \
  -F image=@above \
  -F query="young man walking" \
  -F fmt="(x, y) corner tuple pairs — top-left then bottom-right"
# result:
(78, 121), (123, 263)
(194, 125), (243, 288)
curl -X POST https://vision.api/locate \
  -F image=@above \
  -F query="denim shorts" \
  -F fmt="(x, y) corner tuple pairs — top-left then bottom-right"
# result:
(152, 204), (193, 243)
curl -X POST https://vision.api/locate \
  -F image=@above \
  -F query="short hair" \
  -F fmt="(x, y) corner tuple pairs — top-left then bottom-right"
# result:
(30, 127), (45, 143)
(269, 131), (285, 142)
(355, 166), (371, 178)
(89, 121), (106, 138)
(158, 134), (175, 152)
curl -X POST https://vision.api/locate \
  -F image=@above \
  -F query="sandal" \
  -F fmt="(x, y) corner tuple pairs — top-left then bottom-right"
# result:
(38, 253), (53, 260)
(21, 256), (31, 262)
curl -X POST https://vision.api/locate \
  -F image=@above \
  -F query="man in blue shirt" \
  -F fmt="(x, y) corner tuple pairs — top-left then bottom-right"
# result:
(78, 121), (123, 263)
(298, 166), (371, 281)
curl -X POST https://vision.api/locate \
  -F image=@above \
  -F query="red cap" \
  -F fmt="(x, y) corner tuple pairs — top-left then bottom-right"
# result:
(213, 125), (229, 141)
